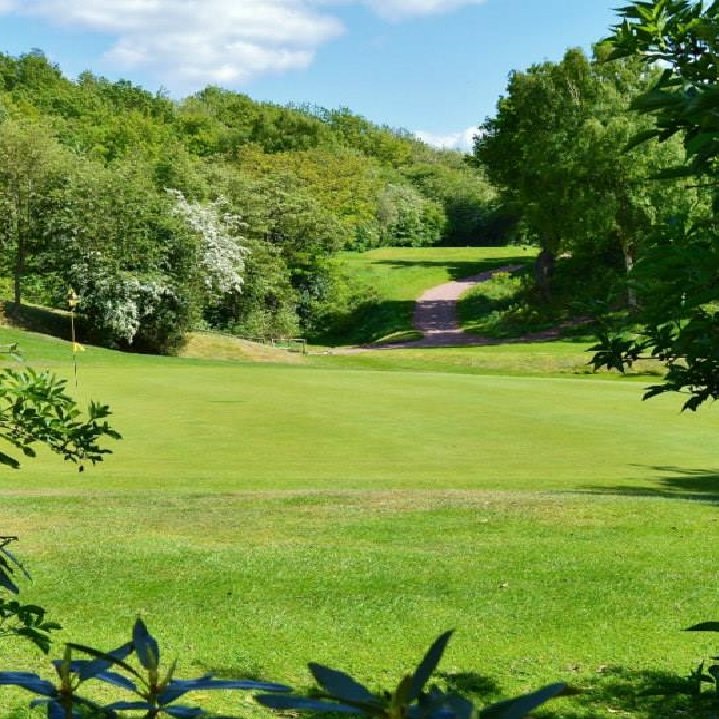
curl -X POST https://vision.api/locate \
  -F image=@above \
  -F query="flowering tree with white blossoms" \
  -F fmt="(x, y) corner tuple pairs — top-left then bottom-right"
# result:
(69, 261), (180, 346)
(168, 189), (249, 303)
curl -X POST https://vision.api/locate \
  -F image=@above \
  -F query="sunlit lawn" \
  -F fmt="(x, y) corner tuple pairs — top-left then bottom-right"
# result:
(1, 327), (718, 719)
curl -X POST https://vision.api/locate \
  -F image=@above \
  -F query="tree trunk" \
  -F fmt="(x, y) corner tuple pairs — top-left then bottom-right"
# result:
(623, 243), (637, 309)
(534, 247), (556, 300)
(13, 180), (31, 307)
(13, 234), (24, 306)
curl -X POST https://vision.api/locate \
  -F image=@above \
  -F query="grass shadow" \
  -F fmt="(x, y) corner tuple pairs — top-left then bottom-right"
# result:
(312, 299), (416, 347)
(439, 671), (500, 695)
(368, 256), (529, 281)
(539, 666), (711, 719)
(437, 671), (503, 704)
(192, 660), (269, 683)
(578, 466), (719, 505)
(2, 301), (71, 339)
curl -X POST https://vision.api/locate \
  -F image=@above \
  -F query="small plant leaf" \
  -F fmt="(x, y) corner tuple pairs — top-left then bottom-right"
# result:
(438, 694), (474, 719)
(308, 663), (379, 707)
(393, 674), (413, 708)
(255, 694), (361, 714)
(160, 658), (178, 690)
(159, 677), (291, 704)
(407, 631), (454, 702)
(0, 671), (56, 696)
(480, 683), (569, 719)
(163, 705), (205, 719)
(93, 671), (138, 692)
(104, 701), (154, 712)
(408, 691), (474, 719)
(66, 642), (137, 680)
(47, 700), (66, 719)
(133, 618), (160, 671)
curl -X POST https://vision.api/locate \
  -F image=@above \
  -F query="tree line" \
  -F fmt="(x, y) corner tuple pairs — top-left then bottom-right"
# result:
(473, 3), (719, 410)
(0, 51), (498, 351)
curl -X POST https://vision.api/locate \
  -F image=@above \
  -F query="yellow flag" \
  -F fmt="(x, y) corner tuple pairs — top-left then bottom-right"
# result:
(72, 342), (85, 353)
(67, 288), (79, 309)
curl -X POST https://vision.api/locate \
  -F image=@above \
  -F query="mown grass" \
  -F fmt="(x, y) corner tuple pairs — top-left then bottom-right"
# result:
(1, 324), (719, 719)
(318, 246), (535, 345)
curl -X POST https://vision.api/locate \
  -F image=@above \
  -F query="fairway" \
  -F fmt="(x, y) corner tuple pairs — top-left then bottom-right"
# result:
(1, 327), (719, 719)
(1, 344), (716, 492)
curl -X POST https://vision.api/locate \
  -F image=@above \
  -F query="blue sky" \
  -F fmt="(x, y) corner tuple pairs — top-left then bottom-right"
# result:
(0, 0), (621, 149)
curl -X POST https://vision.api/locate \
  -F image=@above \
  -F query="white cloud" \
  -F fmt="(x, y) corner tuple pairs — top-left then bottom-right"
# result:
(2, 0), (343, 89)
(0, 0), (485, 89)
(415, 125), (479, 152)
(363, 0), (486, 20)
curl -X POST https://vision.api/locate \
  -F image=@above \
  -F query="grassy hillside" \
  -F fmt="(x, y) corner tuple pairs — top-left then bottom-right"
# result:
(319, 246), (535, 345)
(1, 325), (717, 719)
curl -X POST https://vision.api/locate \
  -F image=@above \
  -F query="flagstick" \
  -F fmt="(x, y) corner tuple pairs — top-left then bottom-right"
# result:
(68, 289), (80, 389)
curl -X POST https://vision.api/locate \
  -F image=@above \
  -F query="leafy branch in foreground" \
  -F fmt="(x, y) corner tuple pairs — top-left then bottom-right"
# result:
(0, 617), (290, 719)
(684, 622), (719, 698)
(587, 219), (719, 411)
(0, 367), (121, 470)
(257, 630), (570, 719)
(0, 344), (120, 653)
(589, 1), (719, 410)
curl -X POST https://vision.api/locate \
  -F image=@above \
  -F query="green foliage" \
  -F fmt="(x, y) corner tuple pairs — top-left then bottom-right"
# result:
(403, 154), (500, 246)
(0, 49), (500, 350)
(0, 617), (290, 719)
(377, 184), (445, 247)
(0, 366), (119, 469)
(475, 46), (690, 303)
(608, 0), (719, 179)
(72, 266), (191, 353)
(0, 118), (73, 306)
(204, 237), (300, 340)
(257, 631), (567, 719)
(588, 1), (719, 409)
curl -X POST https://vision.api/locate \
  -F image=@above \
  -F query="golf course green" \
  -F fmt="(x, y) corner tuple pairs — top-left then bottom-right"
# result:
(1, 248), (716, 719)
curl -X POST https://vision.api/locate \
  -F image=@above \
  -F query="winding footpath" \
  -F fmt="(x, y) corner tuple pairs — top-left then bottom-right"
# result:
(406, 265), (523, 347)
(362, 263), (567, 350)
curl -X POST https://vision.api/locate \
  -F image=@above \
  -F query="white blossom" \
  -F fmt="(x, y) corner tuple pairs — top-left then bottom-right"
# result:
(70, 260), (176, 345)
(168, 189), (249, 301)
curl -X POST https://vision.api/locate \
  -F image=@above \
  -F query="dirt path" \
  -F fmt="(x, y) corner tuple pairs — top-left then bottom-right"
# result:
(367, 263), (572, 350)
(408, 265), (523, 347)
(325, 263), (571, 354)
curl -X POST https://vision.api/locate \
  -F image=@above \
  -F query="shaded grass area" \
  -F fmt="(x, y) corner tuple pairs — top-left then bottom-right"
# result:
(317, 246), (535, 346)
(458, 268), (524, 335)
(314, 340), (664, 379)
(1, 300), (73, 340)
(457, 267), (598, 341)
